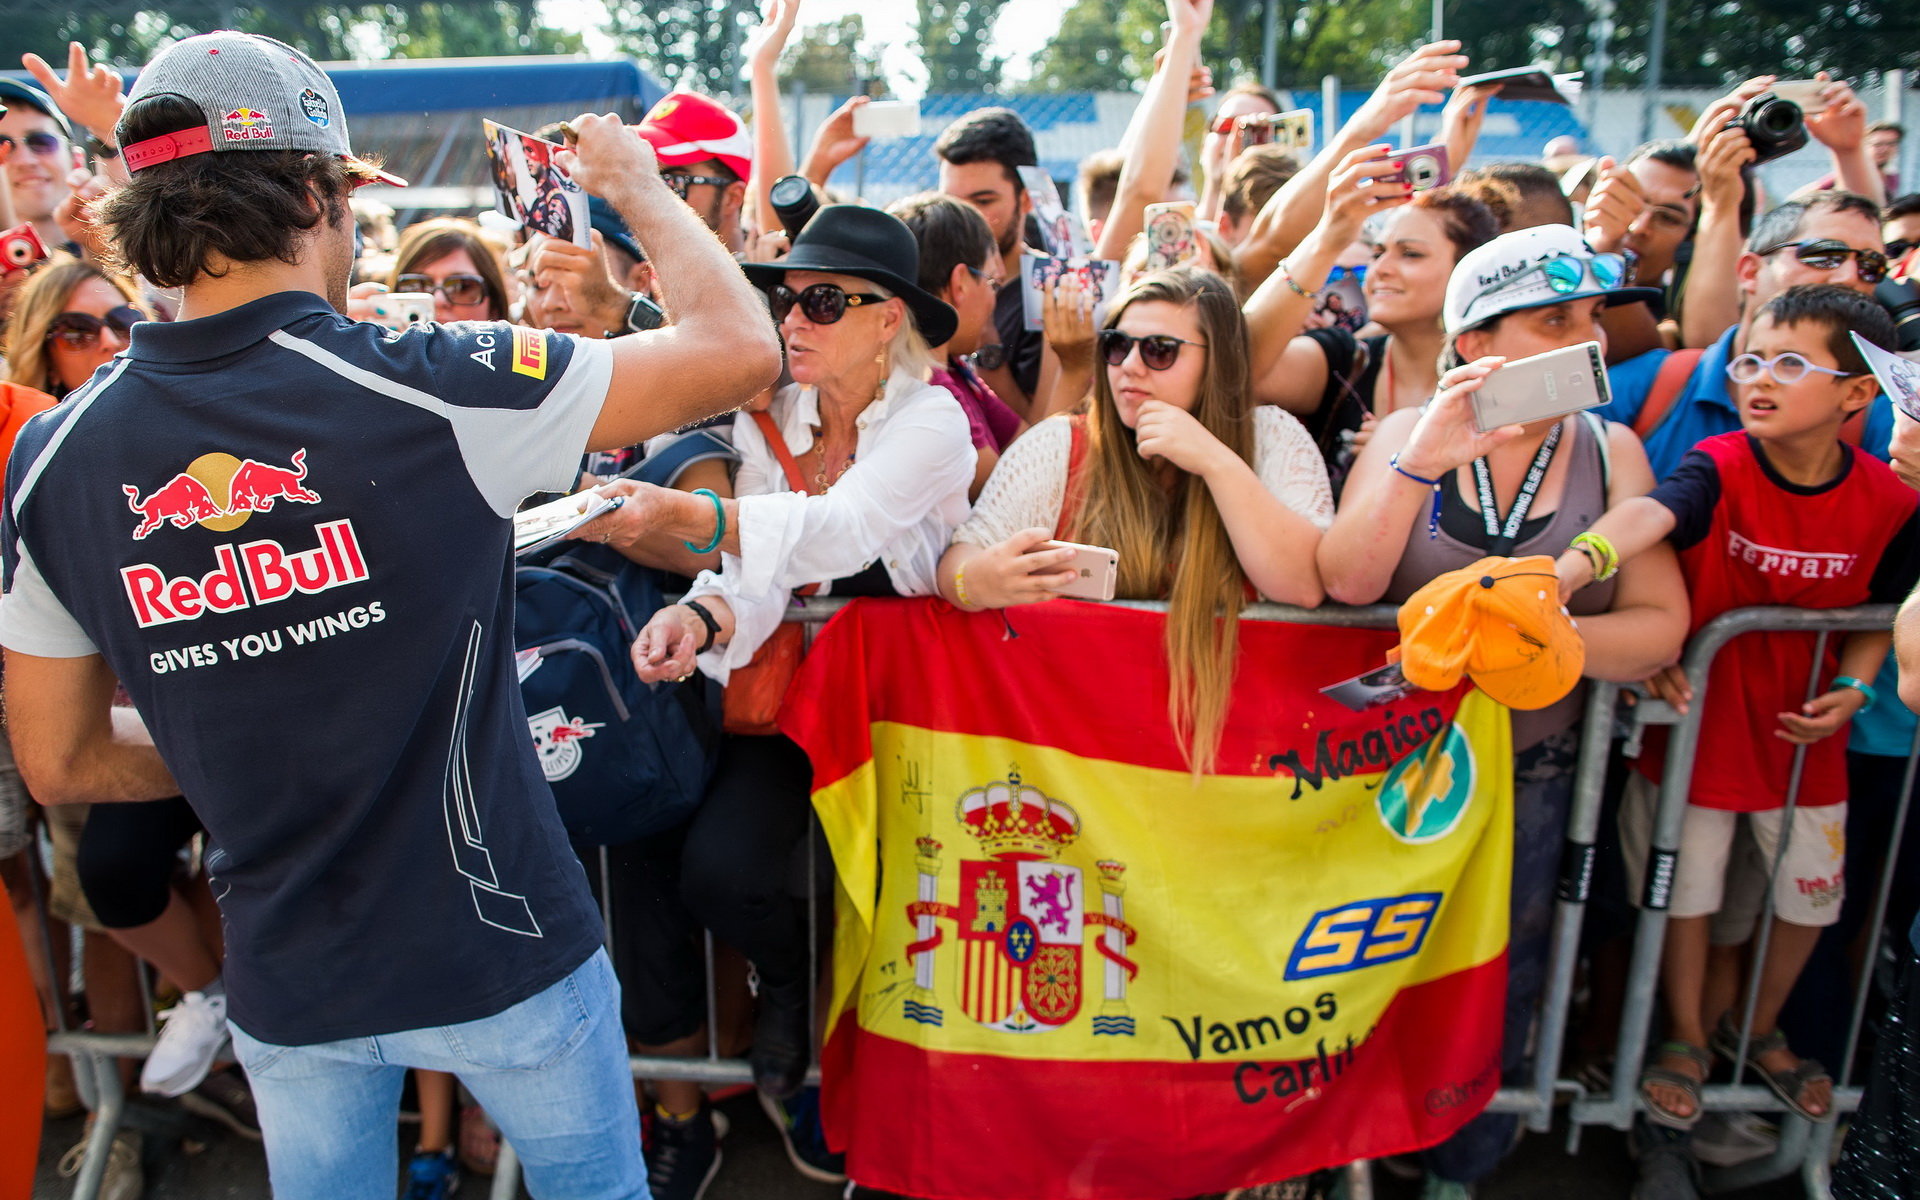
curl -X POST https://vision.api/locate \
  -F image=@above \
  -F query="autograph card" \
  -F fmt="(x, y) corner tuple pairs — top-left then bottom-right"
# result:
(1852, 332), (1920, 421)
(483, 119), (590, 247)
(1018, 165), (1093, 258)
(1020, 252), (1120, 333)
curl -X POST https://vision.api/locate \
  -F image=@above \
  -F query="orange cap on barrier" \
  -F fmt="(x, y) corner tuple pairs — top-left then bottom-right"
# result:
(1395, 555), (1585, 711)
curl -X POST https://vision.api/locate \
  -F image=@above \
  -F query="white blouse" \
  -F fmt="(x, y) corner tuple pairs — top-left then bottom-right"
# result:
(954, 407), (1335, 591)
(685, 371), (974, 683)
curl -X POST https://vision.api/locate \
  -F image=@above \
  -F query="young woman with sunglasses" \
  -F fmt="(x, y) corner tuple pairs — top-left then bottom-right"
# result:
(386, 218), (511, 323)
(1318, 224), (1689, 1195)
(1243, 143), (1503, 494)
(939, 266), (1330, 770)
(4, 253), (147, 401)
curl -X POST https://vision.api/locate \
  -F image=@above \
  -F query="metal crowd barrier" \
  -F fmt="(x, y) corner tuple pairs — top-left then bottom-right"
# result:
(35, 599), (1914, 1200)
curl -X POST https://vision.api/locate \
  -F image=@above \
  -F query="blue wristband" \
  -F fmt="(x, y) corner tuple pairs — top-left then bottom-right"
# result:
(1834, 675), (1877, 712)
(1389, 455), (1445, 540)
(681, 488), (725, 555)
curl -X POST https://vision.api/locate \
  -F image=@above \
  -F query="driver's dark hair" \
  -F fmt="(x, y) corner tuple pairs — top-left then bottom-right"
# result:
(99, 94), (379, 287)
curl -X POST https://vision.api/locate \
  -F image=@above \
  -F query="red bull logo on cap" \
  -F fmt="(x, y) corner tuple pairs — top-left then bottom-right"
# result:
(221, 107), (274, 142)
(124, 449), (320, 540)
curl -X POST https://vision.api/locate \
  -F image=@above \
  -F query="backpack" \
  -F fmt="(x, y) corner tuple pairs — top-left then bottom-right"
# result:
(514, 429), (735, 844)
(1632, 346), (1862, 447)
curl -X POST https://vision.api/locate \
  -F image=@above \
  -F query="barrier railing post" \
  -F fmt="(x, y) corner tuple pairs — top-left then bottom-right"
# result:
(1527, 682), (1621, 1132)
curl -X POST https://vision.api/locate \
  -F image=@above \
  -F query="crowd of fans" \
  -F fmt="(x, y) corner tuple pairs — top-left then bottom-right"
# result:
(5, 4), (1920, 1200)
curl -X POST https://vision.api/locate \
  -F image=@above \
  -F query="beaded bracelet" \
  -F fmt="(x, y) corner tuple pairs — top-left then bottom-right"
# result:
(1276, 260), (1315, 299)
(681, 488), (725, 555)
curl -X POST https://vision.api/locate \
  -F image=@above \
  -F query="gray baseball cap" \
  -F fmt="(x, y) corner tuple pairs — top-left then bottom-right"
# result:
(118, 31), (405, 185)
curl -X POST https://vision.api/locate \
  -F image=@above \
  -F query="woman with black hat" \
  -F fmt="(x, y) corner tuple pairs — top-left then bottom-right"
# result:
(606, 204), (973, 1185)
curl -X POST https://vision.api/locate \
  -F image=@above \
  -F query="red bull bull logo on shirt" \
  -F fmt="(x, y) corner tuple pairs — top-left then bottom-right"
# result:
(124, 448), (320, 540)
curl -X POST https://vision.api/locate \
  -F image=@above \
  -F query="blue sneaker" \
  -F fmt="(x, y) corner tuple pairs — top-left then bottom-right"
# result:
(403, 1147), (459, 1200)
(758, 1086), (847, 1184)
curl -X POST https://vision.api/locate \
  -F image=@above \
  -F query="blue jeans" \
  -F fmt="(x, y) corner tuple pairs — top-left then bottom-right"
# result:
(228, 948), (644, 1199)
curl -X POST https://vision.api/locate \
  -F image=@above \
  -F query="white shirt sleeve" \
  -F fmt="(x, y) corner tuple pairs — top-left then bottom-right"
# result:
(0, 543), (99, 657)
(1253, 405), (1335, 531)
(732, 385), (973, 596)
(951, 416), (1073, 548)
(445, 336), (616, 515)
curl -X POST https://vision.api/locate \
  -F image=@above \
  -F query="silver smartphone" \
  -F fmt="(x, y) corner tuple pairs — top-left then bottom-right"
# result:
(1046, 540), (1119, 602)
(1469, 341), (1610, 433)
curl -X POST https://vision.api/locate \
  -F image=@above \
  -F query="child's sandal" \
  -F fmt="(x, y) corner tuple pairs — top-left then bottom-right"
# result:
(1639, 1040), (1712, 1130)
(1711, 1016), (1833, 1123)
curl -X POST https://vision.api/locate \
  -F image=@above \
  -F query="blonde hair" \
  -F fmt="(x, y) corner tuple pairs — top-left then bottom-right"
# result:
(4, 254), (146, 396)
(868, 281), (937, 381)
(1070, 267), (1255, 771)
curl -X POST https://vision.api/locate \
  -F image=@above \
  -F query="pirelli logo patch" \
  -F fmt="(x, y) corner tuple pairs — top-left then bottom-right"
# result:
(512, 327), (549, 379)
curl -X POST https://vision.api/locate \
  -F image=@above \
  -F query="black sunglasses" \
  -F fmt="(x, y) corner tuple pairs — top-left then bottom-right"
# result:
(0, 131), (64, 157)
(662, 172), (734, 201)
(769, 283), (889, 325)
(1887, 238), (1917, 261)
(45, 305), (141, 349)
(1760, 238), (1889, 283)
(397, 273), (488, 306)
(1097, 329), (1207, 370)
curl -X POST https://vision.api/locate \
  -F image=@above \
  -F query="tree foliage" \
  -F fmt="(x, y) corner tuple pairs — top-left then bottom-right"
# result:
(917, 0), (1009, 91)
(1027, 0), (1920, 93)
(781, 15), (868, 94)
(601, 0), (761, 96)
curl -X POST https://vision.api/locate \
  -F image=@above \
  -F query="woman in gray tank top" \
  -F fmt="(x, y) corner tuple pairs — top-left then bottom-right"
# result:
(1316, 226), (1690, 1195)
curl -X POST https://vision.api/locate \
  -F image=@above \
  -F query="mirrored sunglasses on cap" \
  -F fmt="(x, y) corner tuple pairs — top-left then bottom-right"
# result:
(397, 273), (488, 306)
(1478, 251), (1628, 304)
(45, 305), (141, 348)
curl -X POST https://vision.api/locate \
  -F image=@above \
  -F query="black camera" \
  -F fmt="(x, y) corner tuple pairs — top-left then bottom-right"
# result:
(769, 174), (820, 240)
(1731, 93), (1809, 165)
(1877, 276), (1920, 352)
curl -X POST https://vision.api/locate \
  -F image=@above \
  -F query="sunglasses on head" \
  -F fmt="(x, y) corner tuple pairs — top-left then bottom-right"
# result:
(1725, 351), (1858, 386)
(1480, 251), (1628, 303)
(661, 171), (734, 201)
(1097, 329), (1207, 370)
(45, 305), (141, 349)
(0, 131), (64, 157)
(1759, 238), (1889, 283)
(769, 283), (889, 325)
(397, 273), (488, 306)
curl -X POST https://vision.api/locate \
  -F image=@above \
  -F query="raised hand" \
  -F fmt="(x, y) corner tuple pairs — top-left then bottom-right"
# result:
(1350, 41), (1467, 143)
(22, 43), (124, 142)
(1394, 356), (1525, 479)
(1582, 156), (1650, 255)
(558, 113), (660, 203)
(1320, 143), (1412, 245)
(746, 0), (803, 75)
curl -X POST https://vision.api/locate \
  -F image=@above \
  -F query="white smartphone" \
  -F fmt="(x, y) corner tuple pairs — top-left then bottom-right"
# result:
(853, 100), (921, 139)
(369, 292), (435, 331)
(1768, 79), (1831, 114)
(1469, 341), (1610, 433)
(1046, 540), (1119, 602)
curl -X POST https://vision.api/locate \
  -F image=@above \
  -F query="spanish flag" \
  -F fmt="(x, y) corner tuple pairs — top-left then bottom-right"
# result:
(783, 598), (1512, 1200)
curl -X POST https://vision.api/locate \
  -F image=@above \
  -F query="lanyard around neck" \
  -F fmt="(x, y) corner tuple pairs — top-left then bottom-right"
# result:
(1471, 421), (1562, 557)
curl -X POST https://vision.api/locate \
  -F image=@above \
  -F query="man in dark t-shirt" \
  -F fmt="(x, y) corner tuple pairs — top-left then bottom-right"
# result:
(0, 34), (777, 1199)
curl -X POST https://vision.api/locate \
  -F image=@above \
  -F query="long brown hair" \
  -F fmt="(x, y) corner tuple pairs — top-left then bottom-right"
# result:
(390, 218), (512, 321)
(4, 254), (146, 396)
(1070, 267), (1254, 771)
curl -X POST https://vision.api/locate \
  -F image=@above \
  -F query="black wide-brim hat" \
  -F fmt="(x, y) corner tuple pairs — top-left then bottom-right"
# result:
(741, 204), (959, 347)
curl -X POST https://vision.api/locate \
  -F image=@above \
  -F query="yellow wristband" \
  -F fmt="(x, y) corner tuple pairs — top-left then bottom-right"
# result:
(1570, 532), (1619, 582)
(954, 562), (977, 609)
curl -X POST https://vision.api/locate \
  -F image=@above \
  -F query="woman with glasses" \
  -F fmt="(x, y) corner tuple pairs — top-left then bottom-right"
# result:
(1318, 224), (1689, 1196)
(938, 266), (1331, 770)
(4, 253), (146, 400)
(614, 206), (971, 1146)
(386, 218), (511, 323)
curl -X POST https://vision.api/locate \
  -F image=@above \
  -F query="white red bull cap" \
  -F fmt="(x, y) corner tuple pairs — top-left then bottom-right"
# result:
(117, 31), (406, 186)
(1444, 224), (1661, 335)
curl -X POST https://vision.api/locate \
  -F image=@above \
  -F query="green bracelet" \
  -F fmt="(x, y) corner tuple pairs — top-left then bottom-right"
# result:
(1834, 675), (1878, 712)
(682, 488), (725, 555)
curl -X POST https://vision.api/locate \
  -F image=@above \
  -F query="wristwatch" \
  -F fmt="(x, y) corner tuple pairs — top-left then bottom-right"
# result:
(86, 134), (120, 161)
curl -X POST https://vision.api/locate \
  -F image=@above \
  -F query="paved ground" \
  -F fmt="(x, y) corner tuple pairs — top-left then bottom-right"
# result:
(34, 1088), (1815, 1200)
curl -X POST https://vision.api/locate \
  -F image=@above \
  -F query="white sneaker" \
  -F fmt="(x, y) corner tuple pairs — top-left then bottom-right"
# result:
(58, 1124), (142, 1200)
(140, 989), (229, 1096)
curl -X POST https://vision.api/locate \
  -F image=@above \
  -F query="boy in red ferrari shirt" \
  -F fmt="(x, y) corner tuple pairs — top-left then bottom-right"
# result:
(1556, 284), (1920, 1131)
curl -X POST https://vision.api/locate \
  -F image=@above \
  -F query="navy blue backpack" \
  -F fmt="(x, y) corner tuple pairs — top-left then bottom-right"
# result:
(514, 430), (733, 843)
